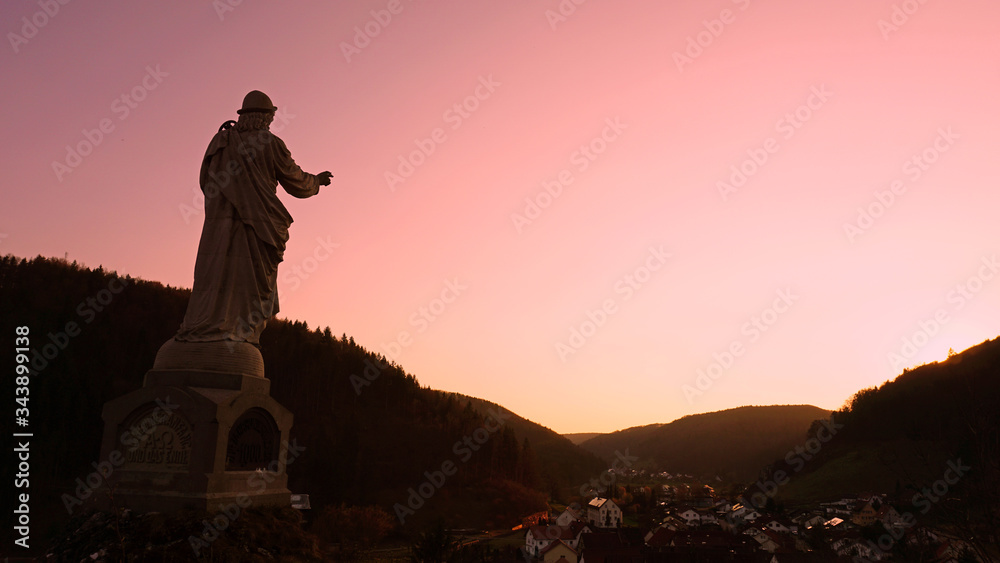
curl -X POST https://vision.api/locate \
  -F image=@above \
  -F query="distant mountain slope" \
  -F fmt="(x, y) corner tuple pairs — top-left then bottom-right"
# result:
(773, 338), (1000, 503)
(579, 405), (831, 481)
(563, 432), (603, 445)
(762, 339), (1000, 556)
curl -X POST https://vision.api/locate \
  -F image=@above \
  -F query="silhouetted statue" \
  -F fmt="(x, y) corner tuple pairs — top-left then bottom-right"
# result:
(175, 91), (332, 345)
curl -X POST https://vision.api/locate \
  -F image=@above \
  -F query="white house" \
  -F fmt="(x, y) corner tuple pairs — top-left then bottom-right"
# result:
(586, 497), (622, 528)
(729, 503), (761, 523)
(525, 522), (588, 557)
(556, 506), (583, 526)
(675, 507), (701, 526)
(876, 504), (905, 531)
(758, 516), (797, 535)
(823, 517), (845, 529)
(658, 515), (687, 531)
(793, 512), (826, 530)
(540, 539), (578, 563)
(746, 528), (781, 553)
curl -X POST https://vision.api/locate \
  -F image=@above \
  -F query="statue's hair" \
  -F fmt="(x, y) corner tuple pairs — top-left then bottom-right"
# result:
(235, 111), (273, 131)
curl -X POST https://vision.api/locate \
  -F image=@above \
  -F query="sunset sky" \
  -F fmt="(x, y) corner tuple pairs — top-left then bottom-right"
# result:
(3, 0), (999, 434)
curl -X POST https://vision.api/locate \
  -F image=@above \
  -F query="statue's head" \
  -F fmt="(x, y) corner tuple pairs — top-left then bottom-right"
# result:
(237, 90), (277, 115)
(235, 90), (276, 131)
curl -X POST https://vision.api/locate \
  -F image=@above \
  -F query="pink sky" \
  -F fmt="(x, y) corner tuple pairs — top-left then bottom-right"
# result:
(3, 0), (999, 434)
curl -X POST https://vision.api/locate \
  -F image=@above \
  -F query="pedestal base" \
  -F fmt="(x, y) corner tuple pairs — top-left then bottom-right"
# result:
(98, 340), (294, 513)
(153, 338), (265, 378)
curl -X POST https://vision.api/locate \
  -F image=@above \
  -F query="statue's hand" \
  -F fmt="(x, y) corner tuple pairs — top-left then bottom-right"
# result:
(317, 171), (333, 186)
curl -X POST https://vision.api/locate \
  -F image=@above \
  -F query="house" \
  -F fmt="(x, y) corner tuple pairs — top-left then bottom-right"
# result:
(730, 503), (761, 523)
(586, 497), (621, 528)
(757, 516), (798, 535)
(691, 489), (715, 509)
(556, 506), (583, 526)
(674, 506), (701, 526)
(850, 498), (881, 527)
(875, 504), (904, 531)
(540, 539), (579, 563)
(525, 521), (589, 558)
(791, 511), (826, 530)
(746, 527), (784, 553)
(746, 527), (797, 553)
(935, 538), (976, 562)
(578, 528), (644, 563)
(820, 499), (854, 517)
(655, 515), (687, 532)
(644, 525), (677, 548)
(718, 512), (745, 534)
(823, 517), (846, 529)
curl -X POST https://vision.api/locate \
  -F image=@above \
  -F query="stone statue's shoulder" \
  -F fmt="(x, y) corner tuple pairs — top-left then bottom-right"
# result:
(205, 128), (231, 156)
(272, 132), (293, 152)
(245, 129), (282, 148)
(267, 131), (287, 146)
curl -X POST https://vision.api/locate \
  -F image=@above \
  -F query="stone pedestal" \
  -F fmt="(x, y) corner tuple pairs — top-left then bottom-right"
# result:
(99, 340), (293, 513)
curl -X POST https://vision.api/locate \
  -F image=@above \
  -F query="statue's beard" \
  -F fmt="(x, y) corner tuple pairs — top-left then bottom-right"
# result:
(236, 112), (273, 131)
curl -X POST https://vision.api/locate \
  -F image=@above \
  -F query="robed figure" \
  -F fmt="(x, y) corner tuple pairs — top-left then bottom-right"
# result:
(175, 91), (332, 345)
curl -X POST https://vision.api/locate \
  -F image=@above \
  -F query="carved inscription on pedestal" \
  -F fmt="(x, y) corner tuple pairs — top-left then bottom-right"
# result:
(226, 408), (279, 470)
(121, 402), (192, 470)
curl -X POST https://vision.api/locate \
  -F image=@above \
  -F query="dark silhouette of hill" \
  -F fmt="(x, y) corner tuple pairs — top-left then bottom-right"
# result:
(578, 405), (831, 481)
(563, 432), (603, 445)
(0, 255), (603, 550)
(762, 338), (1000, 552)
(453, 395), (607, 496)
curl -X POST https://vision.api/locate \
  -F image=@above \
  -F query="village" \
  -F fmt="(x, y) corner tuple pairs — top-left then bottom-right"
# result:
(518, 469), (980, 563)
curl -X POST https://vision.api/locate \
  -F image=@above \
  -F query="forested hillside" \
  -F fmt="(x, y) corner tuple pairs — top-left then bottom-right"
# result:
(579, 405), (831, 481)
(764, 338), (1000, 551)
(0, 255), (603, 542)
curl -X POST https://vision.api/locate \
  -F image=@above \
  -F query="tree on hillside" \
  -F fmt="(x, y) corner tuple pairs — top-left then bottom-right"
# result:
(410, 520), (457, 563)
(311, 504), (394, 560)
(517, 437), (541, 489)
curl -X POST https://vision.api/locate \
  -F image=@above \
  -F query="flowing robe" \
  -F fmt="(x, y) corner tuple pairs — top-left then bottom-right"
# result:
(175, 126), (321, 344)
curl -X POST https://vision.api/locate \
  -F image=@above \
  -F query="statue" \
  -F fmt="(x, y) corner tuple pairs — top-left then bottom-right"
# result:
(174, 90), (332, 345)
(98, 91), (316, 515)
